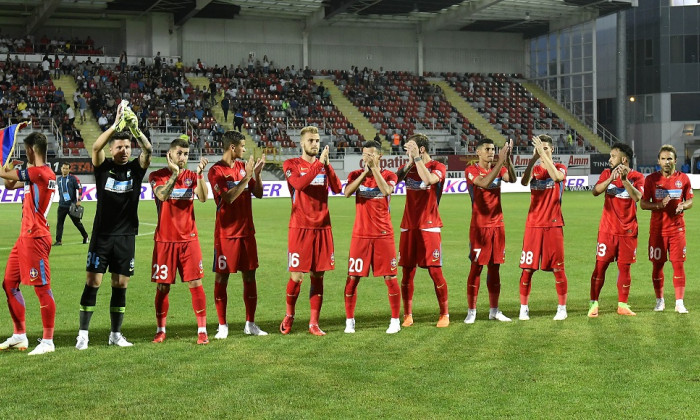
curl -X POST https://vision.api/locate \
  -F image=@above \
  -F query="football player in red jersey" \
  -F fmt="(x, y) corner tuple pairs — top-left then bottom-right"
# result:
(0, 133), (58, 355)
(343, 140), (401, 334)
(518, 135), (569, 321)
(280, 126), (342, 336)
(208, 131), (267, 338)
(464, 138), (516, 324)
(588, 143), (644, 317)
(149, 138), (210, 344)
(395, 133), (449, 328)
(640, 144), (693, 313)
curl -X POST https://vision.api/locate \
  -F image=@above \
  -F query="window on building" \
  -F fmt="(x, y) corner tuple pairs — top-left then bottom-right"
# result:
(670, 36), (684, 63)
(645, 95), (653, 117)
(685, 35), (698, 63)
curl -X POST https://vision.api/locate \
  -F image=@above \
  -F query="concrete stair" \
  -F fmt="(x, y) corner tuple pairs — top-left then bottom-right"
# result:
(51, 76), (103, 153)
(520, 81), (610, 153)
(431, 80), (506, 145)
(313, 78), (388, 153)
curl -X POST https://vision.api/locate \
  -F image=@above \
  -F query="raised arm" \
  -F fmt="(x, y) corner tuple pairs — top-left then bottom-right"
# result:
(221, 156), (254, 204)
(251, 154), (265, 199)
(473, 141), (511, 188)
(344, 169), (368, 197)
(592, 169), (615, 196)
(195, 157), (209, 203)
(92, 104), (123, 167)
(520, 149), (539, 186)
(319, 145), (342, 194)
(406, 140), (439, 185)
(370, 156), (394, 196)
(617, 165), (642, 202)
(152, 154), (180, 202)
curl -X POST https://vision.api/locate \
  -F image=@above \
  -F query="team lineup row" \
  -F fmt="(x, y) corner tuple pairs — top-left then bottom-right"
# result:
(0, 104), (693, 355)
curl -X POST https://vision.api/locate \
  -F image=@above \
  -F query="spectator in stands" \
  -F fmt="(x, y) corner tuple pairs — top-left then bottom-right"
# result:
(247, 54), (254, 72)
(41, 55), (51, 80)
(66, 104), (75, 126)
(392, 131), (401, 154)
(234, 108), (244, 132)
(221, 95), (230, 122)
(97, 114), (108, 131)
(78, 94), (87, 124)
(119, 51), (127, 71)
(53, 54), (61, 79)
(263, 55), (270, 74)
(154, 51), (162, 71)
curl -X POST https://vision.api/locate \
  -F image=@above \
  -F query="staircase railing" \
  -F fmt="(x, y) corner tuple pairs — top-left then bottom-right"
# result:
(523, 66), (618, 147)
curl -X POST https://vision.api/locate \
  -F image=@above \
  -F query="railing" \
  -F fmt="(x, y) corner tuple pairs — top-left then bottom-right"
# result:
(523, 66), (618, 148)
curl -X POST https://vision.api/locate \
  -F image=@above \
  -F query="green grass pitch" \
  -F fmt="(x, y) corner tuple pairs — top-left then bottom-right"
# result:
(0, 190), (698, 418)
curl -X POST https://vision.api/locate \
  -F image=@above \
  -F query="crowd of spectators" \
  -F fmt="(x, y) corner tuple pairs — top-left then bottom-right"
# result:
(0, 33), (103, 56)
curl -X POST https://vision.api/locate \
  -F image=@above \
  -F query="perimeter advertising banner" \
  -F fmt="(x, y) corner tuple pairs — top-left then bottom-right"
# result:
(0, 177), (593, 204)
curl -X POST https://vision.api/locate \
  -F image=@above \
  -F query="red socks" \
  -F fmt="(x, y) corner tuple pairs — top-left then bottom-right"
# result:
(671, 261), (686, 300)
(344, 276), (360, 319)
(309, 275), (323, 325)
(428, 267), (449, 316)
(616, 263), (631, 303)
(155, 288), (170, 328)
(519, 270), (533, 305)
(214, 281), (228, 325)
(243, 281), (257, 322)
(486, 264), (501, 309)
(34, 285), (55, 340)
(385, 277), (400, 319)
(466, 264), (482, 309)
(189, 285), (207, 328)
(285, 278), (302, 316)
(554, 269), (568, 305)
(3, 279), (26, 334)
(652, 262), (664, 299)
(401, 267), (416, 315)
(590, 260), (610, 301)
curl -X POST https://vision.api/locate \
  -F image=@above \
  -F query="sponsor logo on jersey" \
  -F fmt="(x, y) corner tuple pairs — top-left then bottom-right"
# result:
(227, 180), (248, 190)
(170, 188), (194, 200)
(105, 177), (134, 193)
(310, 174), (326, 186)
(29, 268), (39, 280)
(358, 185), (384, 198)
(606, 185), (631, 199)
(530, 178), (556, 190)
(655, 189), (682, 199)
(405, 177), (427, 190)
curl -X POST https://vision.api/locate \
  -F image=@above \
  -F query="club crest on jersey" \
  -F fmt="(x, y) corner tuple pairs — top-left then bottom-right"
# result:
(213, 184), (220, 192)
(29, 268), (39, 280)
(150, 180), (157, 188)
(129, 259), (135, 270)
(198, 260), (204, 273)
(286, 169), (291, 178)
(240, 169), (247, 177)
(432, 249), (440, 261)
(330, 252), (335, 266)
(391, 258), (397, 270)
(676, 180), (682, 188)
(127, 170), (131, 178)
(184, 178), (193, 187)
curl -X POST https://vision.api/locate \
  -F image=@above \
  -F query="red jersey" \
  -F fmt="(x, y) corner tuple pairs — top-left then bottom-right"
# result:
(399, 160), (445, 230)
(347, 169), (398, 238)
(149, 168), (200, 242)
(525, 163), (567, 228)
(596, 168), (645, 237)
(208, 160), (256, 238)
(17, 165), (56, 238)
(642, 171), (693, 236)
(283, 157), (342, 229)
(465, 163), (507, 227)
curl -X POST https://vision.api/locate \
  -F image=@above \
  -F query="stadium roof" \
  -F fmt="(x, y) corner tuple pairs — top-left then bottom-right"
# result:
(0, 0), (636, 38)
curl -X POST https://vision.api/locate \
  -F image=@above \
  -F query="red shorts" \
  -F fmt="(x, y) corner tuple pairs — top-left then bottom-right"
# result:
(287, 228), (335, 273)
(519, 226), (564, 271)
(469, 226), (505, 265)
(4, 236), (51, 286)
(648, 234), (686, 263)
(348, 236), (398, 277)
(214, 236), (259, 274)
(399, 229), (442, 268)
(151, 241), (204, 284)
(596, 232), (637, 264)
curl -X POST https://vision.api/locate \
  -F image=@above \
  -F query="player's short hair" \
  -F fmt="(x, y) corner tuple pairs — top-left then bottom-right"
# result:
(300, 125), (319, 140)
(109, 130), (132, 144)
(169, 138), (190, 150)
(61, 161), (71, 167)
(362, 140), (381, 150)
(222, 130), (245, 149)
(658, 144), (677, 159)
(24, 132), (47, 155)
(475, 138), (494, 149)
(611, 142), (634, 161)
(407, 133), (429, 151)
(539, 135), (553, 145)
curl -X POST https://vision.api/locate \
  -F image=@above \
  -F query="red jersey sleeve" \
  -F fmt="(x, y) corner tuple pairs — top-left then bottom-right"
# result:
(283, 159), (323, 191)
(325, 164), (342, 194)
